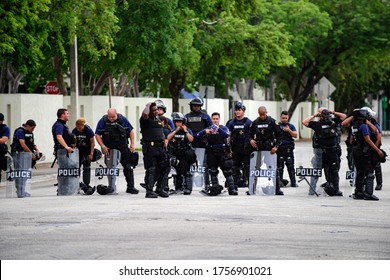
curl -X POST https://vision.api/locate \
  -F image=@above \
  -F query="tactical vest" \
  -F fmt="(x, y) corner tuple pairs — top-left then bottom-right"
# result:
(230, 118), (248, 145)
(11, 127), (35, 152)
(316, 122), (338, 147)
(75, 125), (91, 152)
(207, 129), (225, 146)
(279, 123), (294, 143)
(186, 112), (207, 133)
(52, 120), (74, 149)
(102, 114), (129, 145)
(254, 117), (276, 150)
(141, 117), (164, 142)
(351, 122), (366, 149)
(169, 130), (187, 150)
(0, 124), (8, 154)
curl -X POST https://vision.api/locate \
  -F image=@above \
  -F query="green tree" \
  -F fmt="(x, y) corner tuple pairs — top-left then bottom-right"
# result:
(274, 0), (390, 117)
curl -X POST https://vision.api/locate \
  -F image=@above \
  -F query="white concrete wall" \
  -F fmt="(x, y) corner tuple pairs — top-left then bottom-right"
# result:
(1, 94), (330, 163)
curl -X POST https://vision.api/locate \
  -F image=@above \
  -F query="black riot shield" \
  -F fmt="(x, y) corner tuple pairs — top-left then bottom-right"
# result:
(6, 152), (32, 198)
(57, 149), (80, 195)
(248, 151), (277, 195)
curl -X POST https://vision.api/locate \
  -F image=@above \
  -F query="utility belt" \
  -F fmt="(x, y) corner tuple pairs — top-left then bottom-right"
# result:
(207, 145), (229, 154)
(321, 145), (340, 153)
(278, 144), (294, 152)
(255, 140), (273, 151)
(144, 140), (165, 147)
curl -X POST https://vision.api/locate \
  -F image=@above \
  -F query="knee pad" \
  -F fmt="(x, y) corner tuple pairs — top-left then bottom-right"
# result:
(209, 168), (219, 177)
(221, 157), (233, 170)
(367, 172), (375, 180)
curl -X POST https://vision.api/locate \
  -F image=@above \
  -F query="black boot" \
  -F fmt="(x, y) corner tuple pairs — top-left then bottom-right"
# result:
(183, 174), (192, 195)
(145, 167), (158, 198)
(226, 176), (238, 195)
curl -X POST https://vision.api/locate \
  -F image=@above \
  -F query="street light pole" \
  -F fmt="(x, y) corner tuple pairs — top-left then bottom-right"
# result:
(70, 35), (79, 127)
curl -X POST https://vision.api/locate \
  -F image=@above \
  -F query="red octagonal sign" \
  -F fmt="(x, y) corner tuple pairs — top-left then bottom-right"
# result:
(46, 81), (60, 94)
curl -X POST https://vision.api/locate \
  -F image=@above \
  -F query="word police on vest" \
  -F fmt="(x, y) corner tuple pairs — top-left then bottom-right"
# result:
(58, 168), (80, 177)
(295, 168), (322, 177)
(95, 168), (120, 177)
(250, 169), (276, 178)
(190, 166), (206, 173)
(7, 170), (32, 179)
(346, 170), (356, 180)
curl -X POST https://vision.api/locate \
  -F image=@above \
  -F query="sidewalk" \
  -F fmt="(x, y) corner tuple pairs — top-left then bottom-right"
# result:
(0, 139), (389, 260)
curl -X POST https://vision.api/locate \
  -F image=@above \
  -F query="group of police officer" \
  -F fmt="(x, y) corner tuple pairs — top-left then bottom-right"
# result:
(0, 99), (386, 199)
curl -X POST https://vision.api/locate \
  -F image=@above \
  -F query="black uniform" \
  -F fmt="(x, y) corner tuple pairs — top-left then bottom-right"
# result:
(185, 111), (212, 148)
(307, 115), (342, 196)
(197, 124), (237, 195)
(351, 117), (381, 200)
(11, 126), (40, 167)
(72, 125), (95, 186)
(226, 117), (252, 189)
(249, 116), (284, 195)
(52, 119), (75, 152)
(96, 114), (138, 193)
(140, 116), (170, 197)
(277, 122), (297, 187)
(0, 123), (10, 182)
(167, 128), (195, 193)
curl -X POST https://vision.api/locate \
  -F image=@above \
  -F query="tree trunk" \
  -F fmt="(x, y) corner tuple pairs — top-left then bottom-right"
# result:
(91, 69), (110, 95)
(0, 60), (7, 93)
(169, 70), (186, 112)
(6, 63), (23, 93)
(53, 54), (68, 95)
(116, 73), (128, 96)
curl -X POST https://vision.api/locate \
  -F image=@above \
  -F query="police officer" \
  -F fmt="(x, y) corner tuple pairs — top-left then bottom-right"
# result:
(52, 108), (75, 154)
(226, 102), (252, 190)
(140, 102), (170, 198)
(361, 107), (383, 191)
(302, 108), (346, 196)
(72, 118), (95, 188)
(155, 99), (175, 129)
(249, 106), (284, 195)
(277, 111), (298, 188)
(167, 112), (195, 194)
(185, 97), (212, 148)
(349, 109), (384, 200)
(0, 113), (10, 183)
(11, 119), (41, 168)
(185, 98), (212, 188)
(198, 112), (237, 196)
(95, 108), (139, 195)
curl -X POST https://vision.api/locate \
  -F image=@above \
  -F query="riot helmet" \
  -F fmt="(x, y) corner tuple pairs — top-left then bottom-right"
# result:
(129, 151), (139, 168)
(171, 112), (186, 123)
(234, 102), (246, 111)
(320, 109), (334, 125)
(189, 97), (203, 106)
(92, 148), (102, 162)
(155, 100), (166, 113)
(360, 107), (376, 119)
(96, 184), (114, 195)
(352, 108), (368, 120)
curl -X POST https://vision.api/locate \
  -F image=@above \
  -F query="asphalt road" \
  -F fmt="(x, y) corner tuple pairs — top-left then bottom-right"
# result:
(0, 138), (389, 260)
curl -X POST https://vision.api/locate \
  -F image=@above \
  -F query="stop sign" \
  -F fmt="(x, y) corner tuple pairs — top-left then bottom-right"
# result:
(45, 81), (60, 94)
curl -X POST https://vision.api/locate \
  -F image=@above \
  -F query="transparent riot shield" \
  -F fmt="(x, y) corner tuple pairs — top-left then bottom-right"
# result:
(104, 149), (120, 194)
(190, 148), (206, 189)
(57, 149), (80, 195)
(248, 151), (277, 195)
(6, 152), (32, 198)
